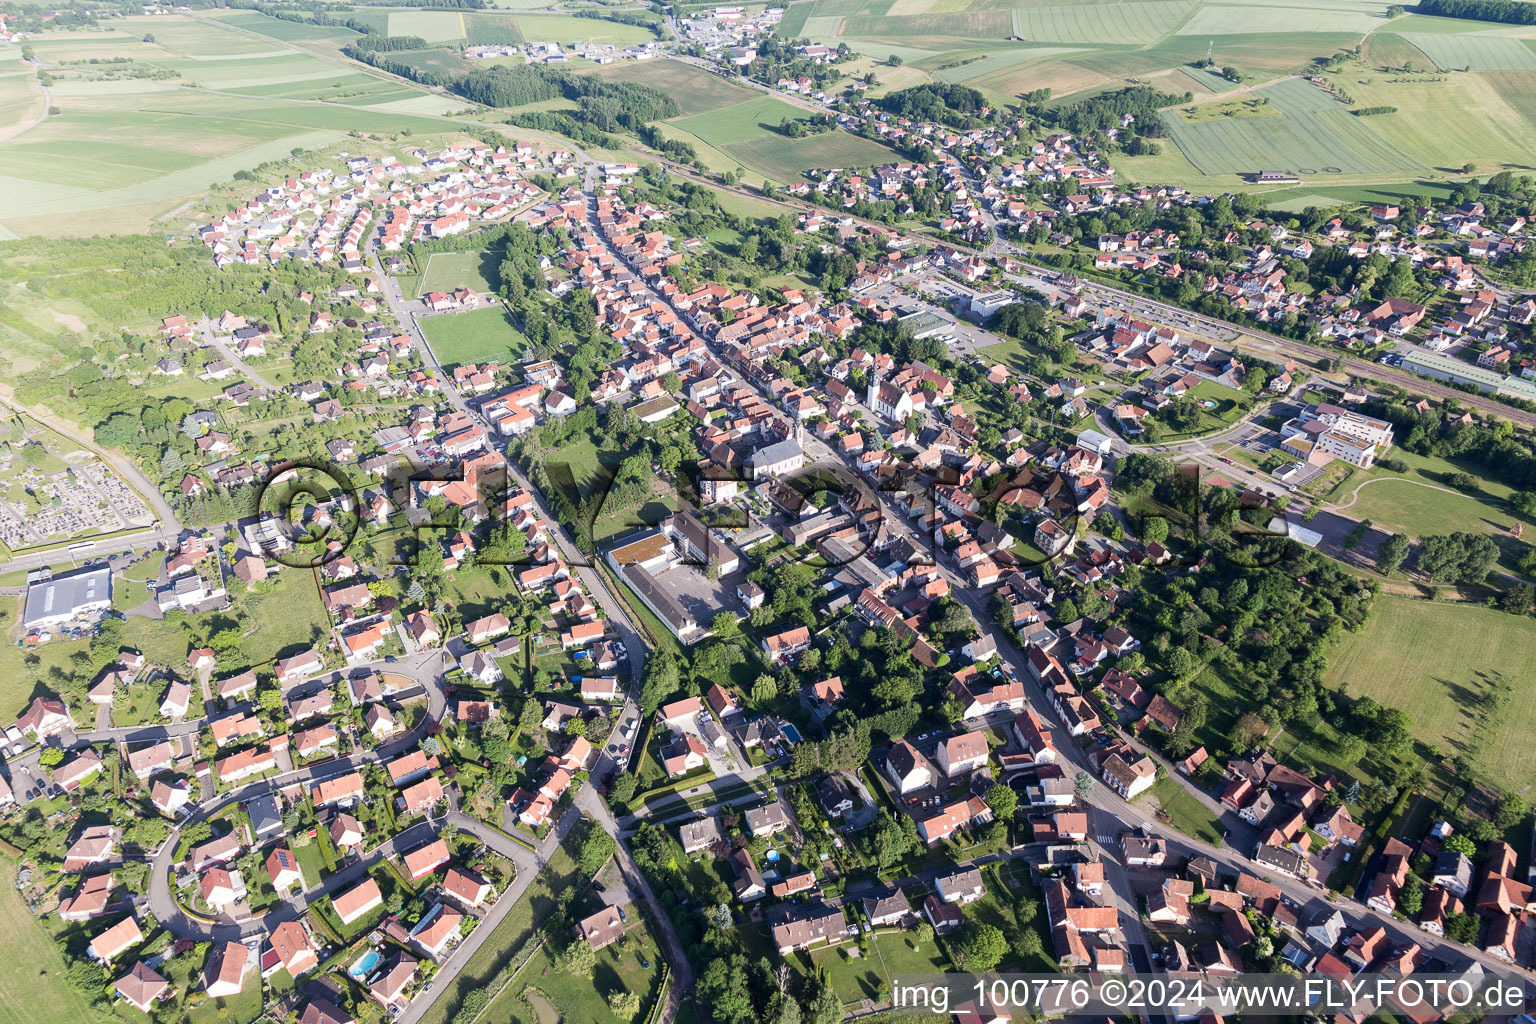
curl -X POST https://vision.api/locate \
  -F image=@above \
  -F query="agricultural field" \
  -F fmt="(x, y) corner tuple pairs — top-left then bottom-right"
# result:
(1012, 1), (1193, 44)
(779, 0), (1536, 189)
(420, 306), (530, 368)
(667, 94), (900, 180)
(1162, 76), (1424, 176)
(0, 72), (41, 141)
(588, 60), (756, 115)
(1395, 29), (1536, 72)
(513, 13), (658, 46)
(206, 10), (362, 43)
(1324, 596), (1536, 796)
(0, 64), (470, 236)
(670, 95), (815, 147)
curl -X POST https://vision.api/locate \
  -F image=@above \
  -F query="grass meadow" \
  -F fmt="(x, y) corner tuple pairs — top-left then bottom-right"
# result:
(1324, 596), (1536, 796)
(0, 860), (97, 1024)
(589, 60), (755, 115)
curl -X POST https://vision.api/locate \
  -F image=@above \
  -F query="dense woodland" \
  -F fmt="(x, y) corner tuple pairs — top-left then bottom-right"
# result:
(1416, 0), (1536, 24)
(878, 82), (991, 128)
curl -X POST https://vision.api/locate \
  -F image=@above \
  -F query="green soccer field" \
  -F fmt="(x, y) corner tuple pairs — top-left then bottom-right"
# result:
(419, 250), (506, 298)
(421, 306), (530, 369)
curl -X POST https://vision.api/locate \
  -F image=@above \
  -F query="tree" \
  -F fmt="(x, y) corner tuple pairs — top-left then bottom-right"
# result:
(609, 991), (642, 1018)
(1397, 873), (1424, 916)
(1442, 832), (1476, 856)
(1445, 911), (1479, 943)
(639, 650), (681, 716)
(873, 810), (909, 867)
(888, 54), (903, 66)
(1377, 533), (1409, 576)
(1494, 793), (1528, 829)
(805, 980), (842, 1024)
(38, 746), (64, 768)
(1014, 926), (1043, 959)
(1167, 646), (1198, 680)
(710, 612), (740, 641)
(953, 921), (1008, 971)
(559, 938), (596, 974)
(579, 827), (618, 875)
(751, 673), (778, 705)
(1074, 770), (1095, 798)
(698, 955), (755, 1024)
(1141, 516), (1170, 544)
(610, 774), (638, 806)
(985, 783), (1017, 822)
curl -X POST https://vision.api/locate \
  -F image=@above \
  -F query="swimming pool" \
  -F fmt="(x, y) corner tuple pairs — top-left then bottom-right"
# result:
(348, 949), (380, 980)
(780, 723), (803, 744)
(765, 849), (780, 862)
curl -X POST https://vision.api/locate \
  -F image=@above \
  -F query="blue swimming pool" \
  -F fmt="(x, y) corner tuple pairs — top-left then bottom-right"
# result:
(348, 949), (380, 980)
(780, 723), (802, 744)
(765, 849), (780, 862)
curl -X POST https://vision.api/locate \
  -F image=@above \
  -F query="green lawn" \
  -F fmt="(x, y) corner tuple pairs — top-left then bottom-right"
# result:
(242, 571), (330, 666)
(421, 307), (529, 370)
(488, 914), (662, 1024)
(416, 836), (582, 1024)
(1140, 776), (1224, 846)
(1325, 595), (1536, 795)
(293, 837), (327, 890)
(804, 929), (949, 1006)
(0, 860), (98, 1024)
(111, 679), (169, 727)
(1326, 448), (1528, 569)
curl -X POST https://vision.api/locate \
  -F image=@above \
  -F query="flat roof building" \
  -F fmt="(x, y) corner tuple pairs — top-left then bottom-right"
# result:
(24, 566), (112, 630)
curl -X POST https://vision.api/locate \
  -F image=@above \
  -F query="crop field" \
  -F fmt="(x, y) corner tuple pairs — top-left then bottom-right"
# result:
(0, 74), (39, 139)
(1324, 596), (1536, 796)
(384, 47), (482, 78)
(840, 9), (1013, 38)
(671, 95), (817, 146)
(726, 129), (903, 179)
(209, 10), (362, 42)
(589, 60), (756, 114)
(513, 13), (657, 46)
(0, 87), (463, 232)
(1395, 31), (1536, 70)
(1163, 76), (1424, 175)
(421, 306), (529, 368)
(932, 45), (1085, 83)
(462, 13), (528, 45)
(1011, 1), (1192, 44)
(1328, 70), (1536, 172)
(1175, 4), (1381, 34)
